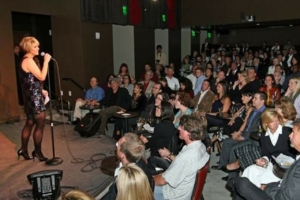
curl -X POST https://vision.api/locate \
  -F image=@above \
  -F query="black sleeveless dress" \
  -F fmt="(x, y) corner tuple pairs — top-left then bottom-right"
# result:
(19, 57), (46, 115)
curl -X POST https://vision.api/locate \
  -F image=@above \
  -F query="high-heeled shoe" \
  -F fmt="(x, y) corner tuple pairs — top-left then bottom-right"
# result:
(32, 150), (48, 162)
(17, 149), (33, 160)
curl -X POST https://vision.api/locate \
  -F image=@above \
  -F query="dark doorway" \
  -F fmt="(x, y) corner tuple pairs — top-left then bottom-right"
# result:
(12, 12), (55, 105)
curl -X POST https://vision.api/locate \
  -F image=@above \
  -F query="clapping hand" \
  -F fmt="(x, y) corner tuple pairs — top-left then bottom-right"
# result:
(140, 134), (148, 143)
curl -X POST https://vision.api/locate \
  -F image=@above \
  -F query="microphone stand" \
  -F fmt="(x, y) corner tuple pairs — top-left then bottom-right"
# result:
(45, 59), (63, 166)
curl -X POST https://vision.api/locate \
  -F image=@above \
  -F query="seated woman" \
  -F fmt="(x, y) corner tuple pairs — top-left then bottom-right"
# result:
(116, 164), (154, 200)
(117, 63), (136, 84)
(241, 109), (296, 188)
(200, 80), (231, 130)
(223, 91), (254, 137)
(121, 74), (133, 96)
(159, 77), (173, 97)
(178, 77), (194, 98)
(259, 74), (281, 107)
(284, 77), (300, 118)
(230, 71), (251, 105)
(140, 101), (175, 157)
(274, 98), (297, 128)
(173, 91), (192, 128)
(115, 83), (147, 140)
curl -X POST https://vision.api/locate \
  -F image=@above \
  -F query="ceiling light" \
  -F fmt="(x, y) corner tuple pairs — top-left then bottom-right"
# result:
(290, 24), (293, 27)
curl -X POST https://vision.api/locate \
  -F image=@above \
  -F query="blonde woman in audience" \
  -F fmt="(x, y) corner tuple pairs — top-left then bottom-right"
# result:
(284, 77), (300, 118)
(274, 98), (296, 128)
(242, 109), (296, 188)
(59, 189), (95, 200)
(116, 164), (154, 200)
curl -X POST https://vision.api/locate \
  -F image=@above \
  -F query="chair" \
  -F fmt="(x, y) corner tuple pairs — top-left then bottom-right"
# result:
(191, 160), (210, 200)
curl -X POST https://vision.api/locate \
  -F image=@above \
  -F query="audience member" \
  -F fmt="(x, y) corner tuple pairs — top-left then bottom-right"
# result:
(211, 70), (226, 94)
(194, 67), (206, 95)
(140, 101), (175, 157)
(102, 133), (153, 200)
(230, 71), (252, 105)
(274, 98), (297, 128)
(98, 78), (131, 137)
(156, 45), (167, 67)
(139, 70), (155, 98)
(178, 77), (194, 98)
(226, 62), (239, 84)
(234, 118), (300, 200)
(121, 74), (133, 96)
(101, 74), (116, 94)
(190, 79), (215, 113)
(73, 77), (105, 121)
(259, 74), (281, 107)
(165, 67), (179, 91)
(284, 77), (300, 118)
(240, 109), (295, 188)
(116, 164), (154, 200)
(59, 190), (95, 200)
(153, 114), (210, 200)
(159, 77), (173, 97)
(173, 91), (192, 128)
(186, 65), (197, 89)
(140, 64), (158, 82)
(247, 67), (260, 92)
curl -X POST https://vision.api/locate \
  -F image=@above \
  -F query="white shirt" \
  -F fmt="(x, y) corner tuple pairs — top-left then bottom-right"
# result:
(187, 73), (197, 90)
(268, 65), (275, 74)
(265, 125), (282, 146)
(166, 76), (179, 91)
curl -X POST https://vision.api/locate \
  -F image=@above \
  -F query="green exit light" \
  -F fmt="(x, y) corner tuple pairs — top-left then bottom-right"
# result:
(207, 32), (212, 38)
(191, 30), (196, 37)
(122, 6), (127, 15)
(162, 14), (166, 22)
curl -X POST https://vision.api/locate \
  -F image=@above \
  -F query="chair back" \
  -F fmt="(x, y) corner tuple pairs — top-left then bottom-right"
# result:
(191, 160), (210, 200)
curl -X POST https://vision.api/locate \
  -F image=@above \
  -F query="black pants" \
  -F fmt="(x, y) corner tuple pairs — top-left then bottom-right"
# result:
(233, 177), (272, 200)
(147, 156), (171, 175)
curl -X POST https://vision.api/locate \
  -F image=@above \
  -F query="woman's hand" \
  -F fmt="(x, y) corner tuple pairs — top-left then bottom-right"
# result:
(43, 53), (52, 63)
(255, 158), (268, 167)
(228, 119), (235, 126)
(140, 135), (148, 143)
(42, 90), (48, 97)
(158, 148), (170, 157)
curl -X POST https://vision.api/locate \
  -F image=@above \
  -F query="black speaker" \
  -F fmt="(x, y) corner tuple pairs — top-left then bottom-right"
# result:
(74, 113), (101, 137)
(27, 170), (63, 200)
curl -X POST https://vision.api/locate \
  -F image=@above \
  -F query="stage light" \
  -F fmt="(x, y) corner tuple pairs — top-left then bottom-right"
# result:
(27, 170), (63, 200)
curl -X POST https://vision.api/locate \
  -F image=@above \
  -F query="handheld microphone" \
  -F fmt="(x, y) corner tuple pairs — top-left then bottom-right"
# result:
(40, 52), (55, 60)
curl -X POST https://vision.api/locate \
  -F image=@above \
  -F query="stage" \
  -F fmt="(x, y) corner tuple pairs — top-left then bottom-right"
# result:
(0, 119), (116, 199)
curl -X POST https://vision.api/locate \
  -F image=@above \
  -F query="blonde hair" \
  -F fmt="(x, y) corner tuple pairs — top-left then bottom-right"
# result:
(239, 71), (250, 83)
(274, 99), (297, 120)
(290, 77), (300, 98)
(116, 164), (154, 200)
(19, 36), (39, 53)
(59, 190), (95, 200)
(261, 108), (284, 131)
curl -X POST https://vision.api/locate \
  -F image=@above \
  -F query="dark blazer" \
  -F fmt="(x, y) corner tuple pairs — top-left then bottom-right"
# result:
(190, 89), (215, 113)
(100, 87), (131, 110)
(146, 120), (175, 157)
(264, 158), (300, 199)
(248, 79), (261, 92)
(241, 106), (266, 139)
(260, 126), (296, 160)
(201, 42), (211, 55)
(226, 69), (239, 84)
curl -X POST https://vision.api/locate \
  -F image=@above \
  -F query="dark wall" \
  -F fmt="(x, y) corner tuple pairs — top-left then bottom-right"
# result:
(0, 0), (114, 121)
(169, 29), (181, 71)
(134, 27), (155, 81)
(182, 0), (300, 26)
(216, 26), (300, 46)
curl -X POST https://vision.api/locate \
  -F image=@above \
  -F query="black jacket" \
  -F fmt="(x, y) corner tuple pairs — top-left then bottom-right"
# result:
(100, 87), (131, 110)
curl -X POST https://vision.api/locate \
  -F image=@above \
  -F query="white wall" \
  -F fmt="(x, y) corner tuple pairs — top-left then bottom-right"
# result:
(155, 29), (169, 65)
(112, 25), (135, 75)
(181, 27), (191, 60)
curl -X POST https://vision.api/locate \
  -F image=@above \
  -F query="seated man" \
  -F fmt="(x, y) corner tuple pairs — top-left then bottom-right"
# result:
(73, 77), (105, 121)
(153, 114), (210, 200)
(233, 118), (300, 200)
(212, 92), (267, 182)
(102, 133), (153, 200)
(98, 78), (131, 138)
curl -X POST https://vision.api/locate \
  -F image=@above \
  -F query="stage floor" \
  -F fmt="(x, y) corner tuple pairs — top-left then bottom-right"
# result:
(0, 120), (116, 199)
